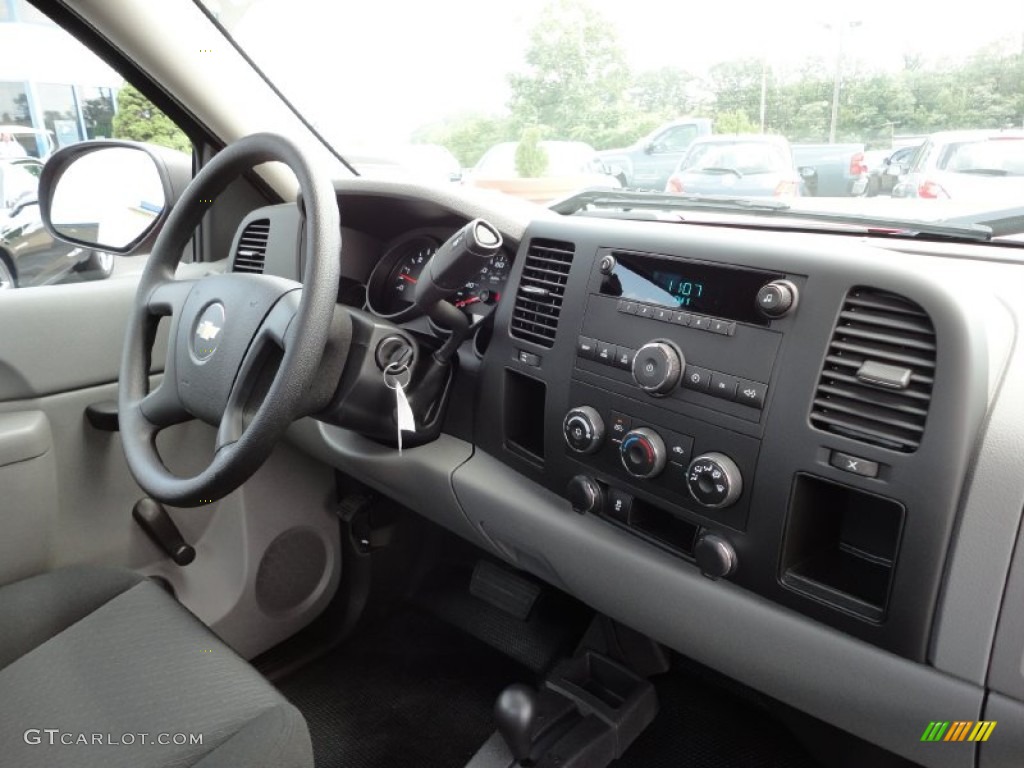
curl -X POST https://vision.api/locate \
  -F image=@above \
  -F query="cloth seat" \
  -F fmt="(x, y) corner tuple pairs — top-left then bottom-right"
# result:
(0, 565), (313, 768)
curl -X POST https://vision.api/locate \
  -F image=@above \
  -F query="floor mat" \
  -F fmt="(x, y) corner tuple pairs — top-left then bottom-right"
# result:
(614, 664), (820, 768)
(279, 607), (530, 768)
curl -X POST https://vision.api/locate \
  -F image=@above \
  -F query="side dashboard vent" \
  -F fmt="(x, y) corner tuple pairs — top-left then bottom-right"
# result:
(232, 219), (270, 274)
(810, 287), (936, 453)
(509, 238), (575, 348)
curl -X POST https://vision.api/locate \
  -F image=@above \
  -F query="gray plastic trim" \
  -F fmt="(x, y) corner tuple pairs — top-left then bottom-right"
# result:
(0, 411), (51, 467)
(452, 449), (982, 768)
(978, 693), (1024, 768)
(988, 492), (1024, 699)
(286, 419), (484, 546)
(932, 296), (1024, 684)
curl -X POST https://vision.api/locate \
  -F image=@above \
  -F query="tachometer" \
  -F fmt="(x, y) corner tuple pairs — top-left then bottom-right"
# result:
(365, 236), (439, 319)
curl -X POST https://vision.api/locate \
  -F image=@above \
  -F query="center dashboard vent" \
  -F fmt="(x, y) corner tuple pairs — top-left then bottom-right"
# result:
(509, 238), (575, 348)
(810, 287), (936, 453)
(232, 219), (270, 274)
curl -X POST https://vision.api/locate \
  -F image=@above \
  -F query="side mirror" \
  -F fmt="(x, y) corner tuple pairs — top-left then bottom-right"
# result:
(643, 141), (656, 155)
(39, 140), (190, 254)
(448, 170), (463, 183)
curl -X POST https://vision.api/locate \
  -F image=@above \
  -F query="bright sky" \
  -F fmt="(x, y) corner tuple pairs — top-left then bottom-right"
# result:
(209, 0), (1023, 147)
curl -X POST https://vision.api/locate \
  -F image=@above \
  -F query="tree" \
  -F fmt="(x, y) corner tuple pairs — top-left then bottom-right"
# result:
(515, 126), (549, 177)
(507, 0), (632, 148)
(630, 67), (697, 117)
(411, 113), (515, 168)
(714, 110), (757, 134)
(112, 83), (190, 152)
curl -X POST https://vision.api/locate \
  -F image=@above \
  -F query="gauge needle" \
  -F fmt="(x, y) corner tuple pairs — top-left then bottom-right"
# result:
(455, 296), (481, 308)
(398, 274), (418, 284)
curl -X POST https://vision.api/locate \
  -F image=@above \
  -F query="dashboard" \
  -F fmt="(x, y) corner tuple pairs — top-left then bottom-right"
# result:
(231, 180), (1024, 768)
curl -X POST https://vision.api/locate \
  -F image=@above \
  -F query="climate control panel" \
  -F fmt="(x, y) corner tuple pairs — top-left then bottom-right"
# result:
(560, 380), (759, 532)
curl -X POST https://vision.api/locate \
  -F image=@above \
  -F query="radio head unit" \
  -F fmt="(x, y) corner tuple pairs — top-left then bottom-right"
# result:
(598, 249), (783, 326)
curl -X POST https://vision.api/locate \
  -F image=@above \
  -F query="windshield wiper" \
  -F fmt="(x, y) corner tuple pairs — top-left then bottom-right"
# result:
(695, 167), (744, 177)
(549, 188), (995, 242)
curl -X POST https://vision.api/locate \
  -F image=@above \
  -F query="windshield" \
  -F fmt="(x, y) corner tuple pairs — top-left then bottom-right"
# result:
(198, 0), (1024, 226)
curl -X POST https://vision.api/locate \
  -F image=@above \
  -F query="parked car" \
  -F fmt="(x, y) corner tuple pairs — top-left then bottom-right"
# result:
(0, 158), (109, 288)
(791, 142), (866, 196)
(892, 129), (1024, 200)
(464, 140), (620, 204)
(596, 117), (714, 190)
(858, 145), (920, 197)
(664, 134), (802, 197)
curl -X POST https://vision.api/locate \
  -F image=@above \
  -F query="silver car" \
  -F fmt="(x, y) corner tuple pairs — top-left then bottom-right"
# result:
(893, 129), (1024, 200)
(665, 135), (803, 198)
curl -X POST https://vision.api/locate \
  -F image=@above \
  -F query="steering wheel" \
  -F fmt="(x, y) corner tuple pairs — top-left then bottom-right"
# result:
(119, 133), (341, 507)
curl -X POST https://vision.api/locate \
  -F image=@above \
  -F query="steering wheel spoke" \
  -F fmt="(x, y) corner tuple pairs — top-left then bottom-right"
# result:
(213, 290), (301, 452)
(139, 380), (191, 430)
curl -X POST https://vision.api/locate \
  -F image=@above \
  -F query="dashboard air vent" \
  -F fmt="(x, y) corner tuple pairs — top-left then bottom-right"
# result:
(232, 219), (270, 274)
(509, 238), (575, 348)
(810, 287), (935, 453)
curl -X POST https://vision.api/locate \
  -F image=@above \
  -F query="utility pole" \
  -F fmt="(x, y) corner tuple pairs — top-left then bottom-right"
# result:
(828, 20), (861, 144)
(760, 60), (768, 133)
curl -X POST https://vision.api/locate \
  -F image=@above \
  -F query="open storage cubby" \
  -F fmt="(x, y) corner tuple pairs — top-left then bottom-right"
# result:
(626, 498), (698, 557)
(504, 369), (546, 462)
(780, 473), (905, 622)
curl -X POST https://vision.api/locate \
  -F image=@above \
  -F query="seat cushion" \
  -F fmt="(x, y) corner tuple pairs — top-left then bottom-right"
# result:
(0, 566), (313, 768)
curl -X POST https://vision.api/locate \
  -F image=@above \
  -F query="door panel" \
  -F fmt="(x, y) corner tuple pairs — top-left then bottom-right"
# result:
(0, 264), (341, 658)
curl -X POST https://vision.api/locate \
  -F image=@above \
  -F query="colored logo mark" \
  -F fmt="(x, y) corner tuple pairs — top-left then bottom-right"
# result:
(920, 721), (996, 742)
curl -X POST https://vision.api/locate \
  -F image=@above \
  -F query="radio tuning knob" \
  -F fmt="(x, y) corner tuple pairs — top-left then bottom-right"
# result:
(631, 342), (684, 395)
(756, 280), (798, 319)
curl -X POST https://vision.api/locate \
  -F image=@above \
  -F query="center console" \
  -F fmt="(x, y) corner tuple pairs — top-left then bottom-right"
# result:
(475, 217), (987, 663)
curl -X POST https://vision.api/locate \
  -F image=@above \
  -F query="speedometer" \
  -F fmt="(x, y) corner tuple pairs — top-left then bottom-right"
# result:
(452, 251), (513, 311)
(366, 232), (514, 321)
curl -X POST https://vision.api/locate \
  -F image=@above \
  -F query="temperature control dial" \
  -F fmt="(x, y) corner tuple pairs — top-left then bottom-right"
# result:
(686, 453), (743, 509)
(619, 428), (667, 479)
(563, 407), (605, 454)
(631, 342), (684, 395)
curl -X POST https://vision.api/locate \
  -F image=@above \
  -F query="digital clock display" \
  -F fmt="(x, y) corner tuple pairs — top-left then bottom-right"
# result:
(598, 250), (781, 325)
(651, 272), (705, 309)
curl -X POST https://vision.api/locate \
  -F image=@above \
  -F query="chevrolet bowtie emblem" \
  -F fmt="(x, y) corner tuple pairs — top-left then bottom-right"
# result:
(196, 320), (221, 341)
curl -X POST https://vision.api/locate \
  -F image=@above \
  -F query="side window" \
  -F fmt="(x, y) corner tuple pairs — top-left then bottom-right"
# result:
(654, 125), (699, 154)
(0, 0), (191, 292)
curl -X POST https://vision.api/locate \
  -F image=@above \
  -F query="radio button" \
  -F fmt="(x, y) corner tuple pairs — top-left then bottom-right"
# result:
(691, 315), (712, 330)
(577, 336), (597, 360)
(654, 308), (674, 322)
(682, 365), (712, 392)
(710, 319), (736, 336)
(618, 300), (638, 314)
(596, 341), (615, 365)
(613, 346), (635, 370)
(672, 311), (692, 326)
(636, 304), (655, 319)
(710, 373), (739, 399)
(734, 379), (767, 409)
